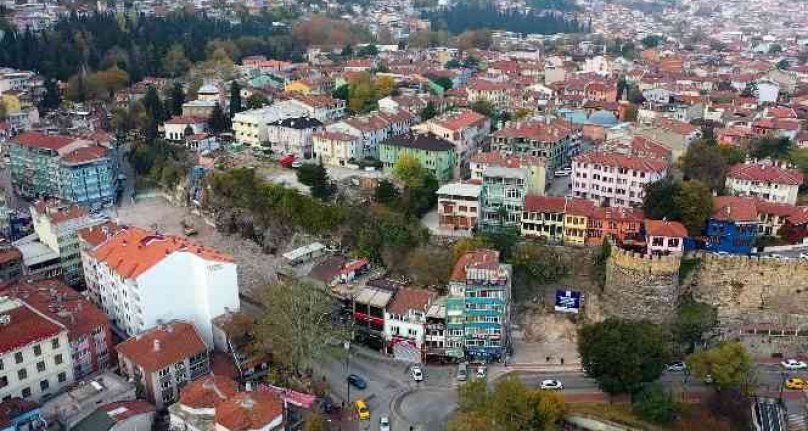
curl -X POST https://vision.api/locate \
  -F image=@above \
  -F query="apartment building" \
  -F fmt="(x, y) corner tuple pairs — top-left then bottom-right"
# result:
(265, 116), (324, 159)
(470, 152), (547, 195)
(479, 166), (528, 231)
(465, 79), (513, 111)
(169, 375), (239, 430)
(436, 182), (481, 231)
(585, 207), (644, 246)
(0, 297), (74, 402)
(520, 195), (567, 242)
(379, 134), (456, 182)
(232, 102), (309, 148)
(563, 199), (596, 245)
(8, 133), (116, 210)
(80, 226), (239, 346)
(491, 122), (573, 172)
(571, 152), (668, 208)
(326, 109), (415, 159)
(446, 250), (511, 363)
(1, 278), (112, 380)
(287, 94), (346, 122)
(116, 321), (209, 409)
(411, 110), (490, 176)
(725, 161), (803, 205)
(29, 201), (105, 286)
(311, 131), (362, 166)
(384, 288), (436, 362)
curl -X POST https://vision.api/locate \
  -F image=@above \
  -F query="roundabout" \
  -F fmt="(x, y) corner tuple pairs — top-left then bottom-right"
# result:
(391, 387), (458, 430)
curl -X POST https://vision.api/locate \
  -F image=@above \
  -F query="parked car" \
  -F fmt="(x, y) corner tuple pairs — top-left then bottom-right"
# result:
(554, 168), (572, 177)
(476, 366), (487, 379)
(540, 379), (563, 390)
(667, 361), (687, 372)
(379, 416), (391, 431)
(291, 160), (302, 169)
(347, 374), (367, 389)
(411, 366), (424, 382)
(781, 359), (808, 370)
(354, 399), (370, 420)
(457, 363), (468, 381)
(785, 377), (807, 390)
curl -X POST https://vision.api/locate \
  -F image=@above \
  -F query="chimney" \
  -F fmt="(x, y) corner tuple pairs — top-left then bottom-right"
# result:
(153, 339), (162, 352)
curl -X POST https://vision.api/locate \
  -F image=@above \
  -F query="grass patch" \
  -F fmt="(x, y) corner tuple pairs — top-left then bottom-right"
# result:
(678, 257), (701, 284)
(568, 403), (669, 431)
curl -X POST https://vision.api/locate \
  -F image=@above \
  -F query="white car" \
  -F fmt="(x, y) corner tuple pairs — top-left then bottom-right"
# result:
(781, 359), (808, 370)
(411, 366), (424, 382)
(476, 366), (487, 379)
(379, 416), (391, 431)
(799, 253), (808, 260)
(554, 168), (572, 177)
(540, 379), (563, 390)
(291, 160), (302, 168)
(667, 361), (687, 372)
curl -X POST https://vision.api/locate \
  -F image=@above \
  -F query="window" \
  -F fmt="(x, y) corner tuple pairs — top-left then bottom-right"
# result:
(36, 361), (45, 373)
(55, 354), (63, 365)
(14, 352), (22, 364)
(0, 376), (7, 388)
(21, 387), (31, 398)
(52, 339), (60, 349)
(57, 372), (67, 383)
(40, 380), (49, 391)
(33, 345), (41, 356)
(0, 359), (3, 371)
(18, 368), (27, 380)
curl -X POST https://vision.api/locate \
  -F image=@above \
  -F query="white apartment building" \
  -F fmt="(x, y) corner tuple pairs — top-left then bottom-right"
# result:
(312, 131), (362, 166)
(384, 288), (435, 362)
(436, 182), (481, 232)
(0, 297), (74, 402)
(725, 162), (803, 205)
(571, 152), (668, 208)
(232, 102), (309, 148)
(265, 116), (323, 159)
(81, 226), (239, 346)
(163, 117), (208, 142)
(324, 110), (415, 159)
(286, 94), (346, 122)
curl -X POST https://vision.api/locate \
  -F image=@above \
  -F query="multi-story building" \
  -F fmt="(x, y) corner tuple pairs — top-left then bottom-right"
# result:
(287, 94), (346, 122)
(265, 116), (323, 159)
(479, 166), (528, 231)
(571, 152), (668, 208)
(29, 201), (105, 286)
(703, 196), (759, 255)
(446, 250), (511, 362)
(423, 297), (447, 362)
(465, 79), (513, 111)
(491, 122), (573, 172)
(116, 321), (209, 409)
(40, 371), (136, 429)
(470, 152), (547, 195)
(232, 102), (309, 148)
(8, 133), (116, 210)
(520, 195), (567, 242)
(436, 182), (481, 231)
(411, 110), (490, 177)
(326, 109), (415, 159)
(169, 375), (239, 431)
(645, 220), (688, 255)
(0, 297), (74, 402)
(80, 226), (239, 346)
(311, 131), (362, 166)
(585, 207), (645, 246)
(0, 397), (46, 430)
(163, 117), (208, 142)
(0, 246), (23, 284)
(725, 161), (803, 205)
(563, 199), (595, 245)
(2, 278), (113, 380)
(384, 288), (436, 362)
(379, 134), (456, 182)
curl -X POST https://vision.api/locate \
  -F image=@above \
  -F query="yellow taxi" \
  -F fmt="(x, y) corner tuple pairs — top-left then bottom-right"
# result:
(785, 377), (807, 390)
(354, 399), (370, 420)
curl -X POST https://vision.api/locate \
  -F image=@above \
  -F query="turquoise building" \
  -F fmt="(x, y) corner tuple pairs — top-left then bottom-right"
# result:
(379, 133), (456, 182)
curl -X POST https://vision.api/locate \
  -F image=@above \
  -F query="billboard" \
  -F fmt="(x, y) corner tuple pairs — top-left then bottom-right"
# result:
(554, 290), (582, 314)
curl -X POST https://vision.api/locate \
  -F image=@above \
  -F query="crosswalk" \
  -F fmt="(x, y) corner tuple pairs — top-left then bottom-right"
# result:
(788, 412), (808, 431)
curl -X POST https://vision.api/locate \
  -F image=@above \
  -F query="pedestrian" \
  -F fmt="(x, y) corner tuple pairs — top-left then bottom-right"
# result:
(560, 357), (565, 365)
(546, 356), (550, 363)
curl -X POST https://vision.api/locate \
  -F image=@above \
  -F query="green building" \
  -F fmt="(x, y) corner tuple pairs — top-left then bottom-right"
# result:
(446, 249), (511, 363)
(379, 133), (456, 182)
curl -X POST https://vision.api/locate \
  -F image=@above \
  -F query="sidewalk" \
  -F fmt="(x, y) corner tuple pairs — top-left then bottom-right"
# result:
(489, 364), (583, 381)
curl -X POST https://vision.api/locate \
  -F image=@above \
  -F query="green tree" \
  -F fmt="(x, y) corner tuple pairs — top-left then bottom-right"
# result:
(632, 382), (678, 424)
(719, 144), (747, 165)
(246, 93), (269, 109)
(681, 139), (728, 191)
(169, 82), (185, 116)
(643, 177), (682, 221)
(163, 44), (192, 78)
(143, 85), (165, 123)
(393, 153), (426, 186)
(579, 319), (671, 396)
(641, 34), (663, 48)
(470, 99), (496, 119)
(256, 279), (345, 373)
(750, 136), (793, 160)
(776, 59), (790, 70)
(448, 377), (566, 431)
(432, 76), (454, 91)
(39, 78), (62, 111)
(769, 43), (782, 54)
(303, 411), (328, 431)
(332, 84), (349, 101)
(420, 101), (437, 120)
(674, 295), (716, 353)
(297, 163), (333, 200)
(445, 59), (462, 69)
(207, 103), (230, 133)
(374, 179), (400, 205)
(357, 44), (378, 57)
(341, 44), (354, 57)
(674, 180), (713, 236)
(400, 246), (453, 288)
(686, 341), (754, 391)
(229, 81), (242, 117)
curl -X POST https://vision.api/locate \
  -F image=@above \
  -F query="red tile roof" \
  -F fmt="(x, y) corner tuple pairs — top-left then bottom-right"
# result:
(33, 200), (89, 224)
(434, 110), (487, 131)
(630, 136), (672, 160)
(494, 122), (570, 142)
(712, 196), (758, 222)
(116, 321), (207, 372)
(0, 299), (65, 355)
(787, 207), (808, 225)
(645, 219), (688, 237)
(565, 198), (596, 217)
(0, 278), (109, 344)
(523, 195), (567, 213)
(467, 79), (512, 92)
(90, 227), (233, 279)
(12, 133), (75, 151)
(387, 288), (435, 315)
(574, 151), (669, 173)
(590, 206), (644, 223)
(61, 146), (108, 164)
(312, 131), (357, 142)
(215, 392), (284, 431)
(727, 163), (804, 185)
(0, 247), (22, 266)
(179, 375), (239, 409)
(654, 118), (698, 136)
(78, 222), (124, 248)
(471, 151), (545, 168)
(451, 249), (500, 281)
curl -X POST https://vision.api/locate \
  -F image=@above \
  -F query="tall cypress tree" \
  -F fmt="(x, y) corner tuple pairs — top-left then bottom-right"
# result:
(229, 81), (242, 118)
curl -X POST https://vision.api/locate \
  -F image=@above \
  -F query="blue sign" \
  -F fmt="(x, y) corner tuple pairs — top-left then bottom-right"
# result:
(554, 290), (582, 314)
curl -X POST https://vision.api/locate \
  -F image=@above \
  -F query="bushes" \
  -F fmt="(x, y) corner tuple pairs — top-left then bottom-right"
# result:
(632, 383), (678, 424)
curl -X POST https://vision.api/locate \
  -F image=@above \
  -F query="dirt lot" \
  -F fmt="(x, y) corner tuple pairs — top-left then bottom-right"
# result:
(111, 196), (279, 303)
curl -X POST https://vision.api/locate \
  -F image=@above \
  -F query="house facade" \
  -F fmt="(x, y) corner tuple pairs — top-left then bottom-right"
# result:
(265, 116), (324, 158)
(312, 132), (362, 167)
(379, 134), (456, 182)
(436, 182), (481, 231)
(725, 161), (803, 205)
(571, 152), (668, 208)
(645, 219), (688, 255)
(479, 166), (528, 231)
(384, 288), (435, 362)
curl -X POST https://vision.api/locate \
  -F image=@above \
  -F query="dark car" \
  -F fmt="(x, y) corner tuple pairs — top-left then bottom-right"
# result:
(347, 374), (367, 389)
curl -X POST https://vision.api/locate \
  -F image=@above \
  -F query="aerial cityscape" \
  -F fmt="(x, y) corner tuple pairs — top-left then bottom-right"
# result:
(0, 0), (807, 430)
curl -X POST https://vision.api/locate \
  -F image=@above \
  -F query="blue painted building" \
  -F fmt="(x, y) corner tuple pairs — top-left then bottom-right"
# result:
(703, 196), (759, 254)
(0, 398), (45, 431)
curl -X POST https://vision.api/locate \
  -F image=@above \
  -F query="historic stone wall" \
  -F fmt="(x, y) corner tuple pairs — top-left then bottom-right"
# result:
(594, 248), (681, 324)
(686, 252), (808, 329)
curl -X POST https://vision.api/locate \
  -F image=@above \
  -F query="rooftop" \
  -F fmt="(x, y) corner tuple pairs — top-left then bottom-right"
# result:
(727, 162), (804, 185)
(179, 375), (239, 410)
(451, 249), (501, 281)
(574, 151), (669, 173)
(383, 133), (454, 152)
(116, 321), (207, 372)
(215, 392), (283, 431)
(11, 132), (75, 151)
(645, 219), (688, 237)
(0, 297), (65, 355)
(437, 182), (481, 198)
(387, 288), (435, 315)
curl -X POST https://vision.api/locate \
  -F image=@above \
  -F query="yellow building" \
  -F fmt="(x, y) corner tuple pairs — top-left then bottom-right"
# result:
(563, 199), (594, 245)
(284, 80), (313, 95)
(1, 92), (22, 114)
